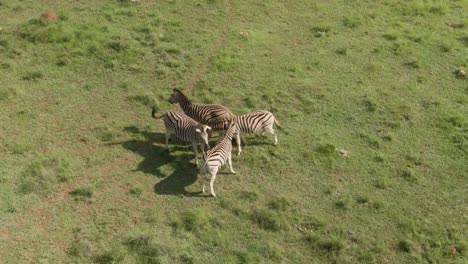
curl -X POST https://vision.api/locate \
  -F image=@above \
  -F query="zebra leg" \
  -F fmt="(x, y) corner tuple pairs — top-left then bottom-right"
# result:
(264, 126), (278, 145)
(192, 141), (199, 167)
(198, 169), (206, 194)
(165, 131), (172, 152)
(236, 131), (242, 155)
(209, 167), (219, 197)
(199, 174), (204, 193)
(228, 152), (236, 174)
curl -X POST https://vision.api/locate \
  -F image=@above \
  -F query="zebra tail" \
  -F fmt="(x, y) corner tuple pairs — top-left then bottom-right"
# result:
(151, 107), (165, 119)
(274, 117), (282, 129)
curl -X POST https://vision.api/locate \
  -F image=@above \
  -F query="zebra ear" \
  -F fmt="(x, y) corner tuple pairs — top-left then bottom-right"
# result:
(195, 128), (201, 133)
(206, 126), (212, 131)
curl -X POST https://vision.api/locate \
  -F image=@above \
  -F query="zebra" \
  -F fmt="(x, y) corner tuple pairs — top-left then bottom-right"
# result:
(208, 110), (280, 155)
(198, 121), (237, 197)
(168, 88), (235, 135)
(152, 108), (212, 167)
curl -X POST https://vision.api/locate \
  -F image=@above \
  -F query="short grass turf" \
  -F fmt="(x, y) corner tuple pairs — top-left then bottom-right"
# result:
(0, 0), (467, 263)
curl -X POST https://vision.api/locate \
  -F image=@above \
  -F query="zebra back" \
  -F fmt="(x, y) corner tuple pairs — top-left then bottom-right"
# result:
(236, 110), (275, 134)
(188, 103), (234, 126)
(169, 89), (234, 127)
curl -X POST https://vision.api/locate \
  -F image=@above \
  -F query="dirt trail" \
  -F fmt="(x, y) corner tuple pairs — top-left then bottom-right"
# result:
(181, 0), (233, 95)
(0, 0), (234, 255)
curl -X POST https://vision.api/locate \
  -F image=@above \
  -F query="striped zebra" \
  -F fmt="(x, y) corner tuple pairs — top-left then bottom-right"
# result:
(198, 121), (237, 197)
(152, 108), (212, 167)
(209, 110), (280, 155)
(168, 89), (235, 133)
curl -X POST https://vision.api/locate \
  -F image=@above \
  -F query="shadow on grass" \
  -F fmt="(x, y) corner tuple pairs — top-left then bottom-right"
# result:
(115, 126), (202, 196)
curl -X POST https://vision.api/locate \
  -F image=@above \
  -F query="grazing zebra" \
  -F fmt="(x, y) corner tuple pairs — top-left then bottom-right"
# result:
(198, 121), (237, 197)
(209, 110), (280, 155)
(152, 108), (211, 167)
(168, 89), (235, 132)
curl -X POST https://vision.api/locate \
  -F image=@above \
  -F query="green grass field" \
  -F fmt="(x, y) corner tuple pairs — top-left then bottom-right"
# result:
(1, 0), (467, 263)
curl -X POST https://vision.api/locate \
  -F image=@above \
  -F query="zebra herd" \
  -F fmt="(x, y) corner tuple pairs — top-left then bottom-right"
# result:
(152, 88), (280, 197)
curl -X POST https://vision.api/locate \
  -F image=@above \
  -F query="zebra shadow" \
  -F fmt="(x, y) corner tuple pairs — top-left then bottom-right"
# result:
(119, 126), (202, 196)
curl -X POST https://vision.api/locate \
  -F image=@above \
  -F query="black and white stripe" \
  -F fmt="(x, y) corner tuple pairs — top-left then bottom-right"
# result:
(152, 108), (211, 167)
(198, 121), (237, 197)
(208, 110), (280, 155)
(169, 89), (234, 130)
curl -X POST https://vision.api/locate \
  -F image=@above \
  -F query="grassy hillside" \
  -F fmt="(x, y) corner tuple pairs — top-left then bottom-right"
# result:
(0, 0), (467, 263)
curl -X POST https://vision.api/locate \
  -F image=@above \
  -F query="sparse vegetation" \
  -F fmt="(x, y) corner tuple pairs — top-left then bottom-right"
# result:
(0, 0), (466, 263)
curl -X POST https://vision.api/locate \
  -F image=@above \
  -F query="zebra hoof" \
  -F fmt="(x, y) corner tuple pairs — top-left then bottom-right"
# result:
(211, 193), (216, 197)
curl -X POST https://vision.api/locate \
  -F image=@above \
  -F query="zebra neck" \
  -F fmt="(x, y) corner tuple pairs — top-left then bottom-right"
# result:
(178, 95), (192, 112)
(224, 127), (236, 141)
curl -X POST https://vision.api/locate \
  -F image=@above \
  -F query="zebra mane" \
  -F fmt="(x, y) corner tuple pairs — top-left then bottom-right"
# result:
(174, 88), (191, 105)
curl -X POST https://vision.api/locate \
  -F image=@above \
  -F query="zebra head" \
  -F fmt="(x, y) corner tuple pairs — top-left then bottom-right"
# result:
(169, 88), (185, 104)
(195, 124), (212, 150)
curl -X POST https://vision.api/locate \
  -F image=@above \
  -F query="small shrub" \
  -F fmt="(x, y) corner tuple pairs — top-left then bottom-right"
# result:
(171, 208), (209, 232)
(456, 241), (467, 256)
(446, 115), (465, 128)
(179, 251), (194, 264)
(401, 168), (417, 183)
(403, 60), (420, 69)
(70, 185), (94, 200)
(398, 239), (413, 253)
(381, 134), (393, 142)
(299, 216), (326, 231)
(356, 195), (370, 204)
(309, 236), (345, 253)
(383, 32), (399, 41)
(251, 208), (286, 231)
(316, 143), (336, 156)
(244, 96), (257, 109)
(343, 16), (362, 28)
(237, 190), (258, 202)
(374, 177), (389, 189)
(373, 155), (385, 163)
(362, 99), (377, 112)
(93, 126), (117, 142)
(358, 133), (380, 149)
(21, 71), (44, 81)
(234, 250), (259, 264)
(127, 94), (156, 107)
(68, 238), (93, 258)
(213, 56), (241, 71)
(372, 201), (384, 210)
(11, 141), (34, 154)
(0, 87), (18, 101)
(0, 38), (9, 49)
(312, 25), (331, 37)
(305, 232), (321, 243)
(268, 196), (290, 211)
(19, 155), (76, 195)
(452, 134), (467, 153)
(335, 200), (348, 210)
(262, 243), (283, 261)
(130, 187), (143, 196)
(336, 47), (348, 55)
(125, 235), (168, 263)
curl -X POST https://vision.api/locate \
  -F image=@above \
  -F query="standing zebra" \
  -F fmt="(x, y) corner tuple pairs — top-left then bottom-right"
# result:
(209, 110), (280, 155)
(152, 108), (211, 167)
(198, 121), (237, 197)
(168, 89), (235, 133)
